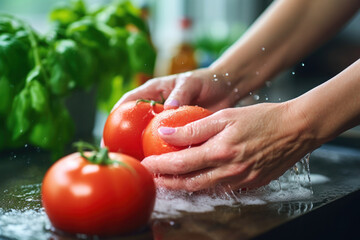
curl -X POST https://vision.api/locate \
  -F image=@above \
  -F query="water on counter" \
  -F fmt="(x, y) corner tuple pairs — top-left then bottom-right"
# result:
(0, 155), (313, 240)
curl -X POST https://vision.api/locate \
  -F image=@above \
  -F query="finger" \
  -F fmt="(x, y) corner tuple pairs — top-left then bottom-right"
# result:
(164, 72), (202, 110)
(154, 168), (216, 192)
(142, 142), (225, 175)
(112, 76), (176, 112)
(154, 163), (253, 192)
(158, 114), (227, 147)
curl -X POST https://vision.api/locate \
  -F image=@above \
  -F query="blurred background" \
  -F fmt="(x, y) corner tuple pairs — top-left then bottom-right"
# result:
(1, 0), (359, 151)
(2, 0), (359, 94)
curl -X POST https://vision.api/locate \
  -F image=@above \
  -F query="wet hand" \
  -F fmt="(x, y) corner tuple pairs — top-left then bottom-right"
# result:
(112, 68), (241, 112)
(142, 102), (317, 192)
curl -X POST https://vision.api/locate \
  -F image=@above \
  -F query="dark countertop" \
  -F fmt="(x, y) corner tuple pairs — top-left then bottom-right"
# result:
(0, 143), (360, 240)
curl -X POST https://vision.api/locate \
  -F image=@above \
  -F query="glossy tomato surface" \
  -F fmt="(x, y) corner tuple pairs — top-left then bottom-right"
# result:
(103, 101), (164, 160)
(142, 105), (212, 157)
(41, 152), (156, 237)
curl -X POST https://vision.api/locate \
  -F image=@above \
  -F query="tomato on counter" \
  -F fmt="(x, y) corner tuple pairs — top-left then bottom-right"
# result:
(103, 100), (164, 160)
(41, 142), (156, 237)
(142, 105), (212, 157)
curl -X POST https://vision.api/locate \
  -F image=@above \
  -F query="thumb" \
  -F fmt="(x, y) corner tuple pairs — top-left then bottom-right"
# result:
(158, 115), (227, 147)
(164, 73), (202, 110)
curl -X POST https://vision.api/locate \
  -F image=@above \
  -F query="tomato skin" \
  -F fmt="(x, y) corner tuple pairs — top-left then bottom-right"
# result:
(41, 152), (156, 237)
(103, 101), (164, 160)
(142, 106), (212, 157)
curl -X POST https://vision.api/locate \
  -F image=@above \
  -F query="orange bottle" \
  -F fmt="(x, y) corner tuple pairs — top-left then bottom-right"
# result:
(169, 17), (197, 74)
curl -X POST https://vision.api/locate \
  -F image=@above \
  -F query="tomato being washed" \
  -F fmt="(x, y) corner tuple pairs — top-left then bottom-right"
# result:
(41, 143), (156, 237)
(103, 100), (164, 160)
(142, 105), (212, 157)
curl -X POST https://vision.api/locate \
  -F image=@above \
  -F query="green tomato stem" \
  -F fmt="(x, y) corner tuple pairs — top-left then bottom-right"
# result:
(73, 141), (114, 165)
(136, 95), (165, 106)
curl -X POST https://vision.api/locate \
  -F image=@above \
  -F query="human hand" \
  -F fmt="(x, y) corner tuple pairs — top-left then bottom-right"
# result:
(141, 102), (318, 192)
(113, 68), (244, 112)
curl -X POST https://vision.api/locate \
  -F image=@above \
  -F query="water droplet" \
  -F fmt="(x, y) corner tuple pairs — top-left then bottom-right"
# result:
(213, 78), (218, 82)
(225, 72), (229, 76)
(226, 81), (231, 86)
(249, 92), (253, 95)
(253, 95), (260, 101)
(278, 98), (282, 101)
(233, 88), (239, 93)
(24, 144), (28, 148)
(292, 71), (295, 75)
(265, 81), (272, 87)
(301, 63), (305, 67)
(265, 97), (269, 101)
(261, 47), (265, 51)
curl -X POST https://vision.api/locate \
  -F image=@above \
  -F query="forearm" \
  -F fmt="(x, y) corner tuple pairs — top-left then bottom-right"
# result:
(290, 59), (360, 146)
(210, 0), (359, 98)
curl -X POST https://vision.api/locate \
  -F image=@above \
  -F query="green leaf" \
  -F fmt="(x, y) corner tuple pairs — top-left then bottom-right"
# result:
(66, 18), (109, 48)
(0, 76), (13, 115)
(7, 87), (32, 140)
(127, 31), (156, 75)
(49, 0), (86, 26)
(95, 0), (148, 33)
(0, 17), (14, 34)
(0, 33), (31, 86)
(97, 74), (134, 113)
(29, 115), (55, 149)
(47, 39), (95, 95)
(28, 80), (49, 113)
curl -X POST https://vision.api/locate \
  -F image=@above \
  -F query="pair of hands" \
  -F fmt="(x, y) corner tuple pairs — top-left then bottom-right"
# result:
(115, 68), (314, 192)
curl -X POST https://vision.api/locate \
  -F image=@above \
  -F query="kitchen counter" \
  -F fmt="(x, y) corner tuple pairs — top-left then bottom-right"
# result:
(0, 143), (360, 240)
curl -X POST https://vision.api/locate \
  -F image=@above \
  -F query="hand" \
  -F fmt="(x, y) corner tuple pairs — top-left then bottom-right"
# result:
(113, 68), (242, 112)
(141, 102), (318, 192)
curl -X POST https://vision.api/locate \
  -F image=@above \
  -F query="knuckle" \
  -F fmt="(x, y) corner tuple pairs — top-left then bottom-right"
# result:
(171, 159), (187, 172)
(213, 144), (237, 162)
(218, 108), (233, 119)
(183, 124), (197, 139)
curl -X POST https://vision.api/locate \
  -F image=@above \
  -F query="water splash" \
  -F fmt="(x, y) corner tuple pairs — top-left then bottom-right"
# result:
(153, 155), (313, 218)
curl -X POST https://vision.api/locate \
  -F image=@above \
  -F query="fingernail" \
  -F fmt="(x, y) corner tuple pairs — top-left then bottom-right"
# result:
(164, 99), (179, 108)
(158, 127), (176, 135)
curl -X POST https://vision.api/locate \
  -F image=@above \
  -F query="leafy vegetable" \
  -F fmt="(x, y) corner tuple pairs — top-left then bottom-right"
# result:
(0, 0), (156, 155)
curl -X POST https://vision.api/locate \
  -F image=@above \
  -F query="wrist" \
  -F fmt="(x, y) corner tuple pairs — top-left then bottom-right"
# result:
(288, 60), (360, 146)
(281, 100), (323, 152)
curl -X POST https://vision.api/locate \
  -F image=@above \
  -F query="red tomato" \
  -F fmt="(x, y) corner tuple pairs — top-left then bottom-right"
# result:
(41, 151), (156, 237)
(142, 105), (212, 157)
(103, 101), (164, 160)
